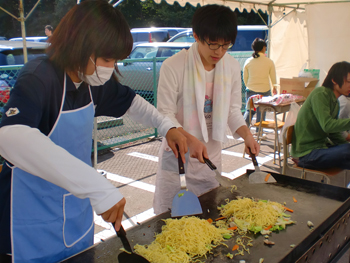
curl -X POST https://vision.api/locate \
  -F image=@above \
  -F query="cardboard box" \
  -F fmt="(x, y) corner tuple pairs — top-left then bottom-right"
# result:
(279, 77), (319, 98)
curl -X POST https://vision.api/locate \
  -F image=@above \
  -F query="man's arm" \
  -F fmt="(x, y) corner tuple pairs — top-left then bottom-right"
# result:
(328, 131), (348, 145)
(236, 125), (260, 155)
(311, 92), (350, 133)
(156, 55), (207, 162)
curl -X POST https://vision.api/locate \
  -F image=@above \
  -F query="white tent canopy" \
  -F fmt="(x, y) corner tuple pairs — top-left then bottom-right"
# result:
(148, 0), (348, 12)
(147, 0), (350, 85)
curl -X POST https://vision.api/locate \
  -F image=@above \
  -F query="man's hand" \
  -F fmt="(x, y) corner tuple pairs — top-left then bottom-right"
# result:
(165, 128), (188, 163)
(235, 125), (260, 156)
(187, 135), (208, 163)
(99, 197), (126, 231)
(174, 127), (208, 163)
(245, 134), (260, 156)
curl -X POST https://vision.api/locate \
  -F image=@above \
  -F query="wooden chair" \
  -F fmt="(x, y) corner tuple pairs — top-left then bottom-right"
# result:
(243, 96), (285, 166)
(282, 125), (348, 186)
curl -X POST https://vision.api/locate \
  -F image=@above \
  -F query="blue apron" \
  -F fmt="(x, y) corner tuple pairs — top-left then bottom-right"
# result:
(11, 74), (94, 263)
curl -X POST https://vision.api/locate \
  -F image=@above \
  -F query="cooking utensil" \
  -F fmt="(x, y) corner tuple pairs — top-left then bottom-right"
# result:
(64, 171), (350, 263)
(171, 147), (203, 217)
(248, 149), (276, 184)
(203, 157), (229, 186)
(112, 223), (150, 263)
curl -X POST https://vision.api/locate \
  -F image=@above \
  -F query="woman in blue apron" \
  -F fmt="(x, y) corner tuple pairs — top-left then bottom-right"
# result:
(0, 1), (187, 262)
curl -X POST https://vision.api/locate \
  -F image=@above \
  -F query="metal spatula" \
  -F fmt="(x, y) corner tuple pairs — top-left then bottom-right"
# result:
(171, 147), (203, 217)
(113, 223), (150, 263)
(248, 149), (277, 184)
(203, 157), (229, 186)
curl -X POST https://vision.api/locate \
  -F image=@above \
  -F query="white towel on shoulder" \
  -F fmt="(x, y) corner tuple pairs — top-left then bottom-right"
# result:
(183, 42), (232, 143)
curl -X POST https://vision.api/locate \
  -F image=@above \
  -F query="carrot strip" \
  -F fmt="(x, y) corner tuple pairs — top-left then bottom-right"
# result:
(215, 216), (226, 221)
(264, 173), (271, 182)
(207, 218), (213, 224)
(283, 206), (294, 213)
(293, 196), (298, 203)
(228, 226), (238, 231)
(264, 225), (272, 230)
(232, 245), (239, 251)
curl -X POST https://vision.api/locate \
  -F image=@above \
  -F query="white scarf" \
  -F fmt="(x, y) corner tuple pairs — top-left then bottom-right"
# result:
(183, 42), (232, 143)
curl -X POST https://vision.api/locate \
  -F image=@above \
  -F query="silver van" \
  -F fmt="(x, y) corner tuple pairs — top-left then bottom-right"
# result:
(130, 28), (170, 50)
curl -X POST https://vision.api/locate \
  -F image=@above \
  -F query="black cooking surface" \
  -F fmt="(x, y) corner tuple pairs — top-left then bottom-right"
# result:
(62, 171), (350, 263)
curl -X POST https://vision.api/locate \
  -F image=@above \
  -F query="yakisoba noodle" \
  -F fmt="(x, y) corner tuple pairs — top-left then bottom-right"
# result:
(134, 216), (232, 263)
(220, 197), (284, 231)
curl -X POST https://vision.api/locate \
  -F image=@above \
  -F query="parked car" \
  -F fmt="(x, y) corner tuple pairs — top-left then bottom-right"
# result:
(0, 40), (48, 88)
(132, 27), (189, 38)
(118, 42), (193, 104)
(0, 37), (7, 40)
(131, 28), (170, 51)
(9, 36), (48, 43)
(168, 25), (268, 52)
(167, 29), (193, 43)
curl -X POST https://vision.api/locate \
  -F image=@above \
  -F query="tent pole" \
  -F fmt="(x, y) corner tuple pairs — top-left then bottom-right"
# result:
(19, 0), (28, 63)
(267, 4), (273, 58)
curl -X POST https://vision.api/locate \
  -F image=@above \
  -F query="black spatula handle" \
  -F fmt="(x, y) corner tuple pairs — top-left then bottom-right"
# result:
(203, 157), (217, 170)
(113, 223), (132, 253)
(176, 145), (185, 174)
(248, 148), (259, 167)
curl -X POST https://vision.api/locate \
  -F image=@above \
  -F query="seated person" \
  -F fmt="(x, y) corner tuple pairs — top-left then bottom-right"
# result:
(291, 61), (350, 170)
(338, 94), (350, 141)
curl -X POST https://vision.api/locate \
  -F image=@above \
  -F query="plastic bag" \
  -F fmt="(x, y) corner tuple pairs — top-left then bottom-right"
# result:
(279, 102), (301, 143)
(298, 63), (313, 78)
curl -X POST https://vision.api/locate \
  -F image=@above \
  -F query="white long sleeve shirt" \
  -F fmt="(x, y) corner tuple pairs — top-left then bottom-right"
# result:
(0, 95), (174, 214)
(157, 49), (246, 140)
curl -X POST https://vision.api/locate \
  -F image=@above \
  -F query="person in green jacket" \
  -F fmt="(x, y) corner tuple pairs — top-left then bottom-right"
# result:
(291, 61), (350, 170)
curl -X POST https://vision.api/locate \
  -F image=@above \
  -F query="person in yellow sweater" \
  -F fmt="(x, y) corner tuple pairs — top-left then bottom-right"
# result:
(243, 38), (277, 130)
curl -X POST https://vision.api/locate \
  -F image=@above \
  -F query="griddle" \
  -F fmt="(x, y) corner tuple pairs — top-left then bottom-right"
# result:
(62, 171), (350, 263)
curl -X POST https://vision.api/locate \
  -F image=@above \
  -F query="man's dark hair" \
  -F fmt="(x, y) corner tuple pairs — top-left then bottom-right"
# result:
(45, 25), (53, 32)
(322, 61), (350, 90)
(251, 38), (267, 58)
(192, 4), (237, 45)
(46, 0), (132, 75)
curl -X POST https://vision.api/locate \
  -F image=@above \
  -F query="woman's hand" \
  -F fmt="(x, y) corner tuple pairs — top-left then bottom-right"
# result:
(272, 86), (278, 95)
(100, 197), (126, 231)
(165, 128), (188, 164)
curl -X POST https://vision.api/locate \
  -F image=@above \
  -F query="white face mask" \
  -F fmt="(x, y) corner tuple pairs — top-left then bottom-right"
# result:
(78, 57), (114, 86)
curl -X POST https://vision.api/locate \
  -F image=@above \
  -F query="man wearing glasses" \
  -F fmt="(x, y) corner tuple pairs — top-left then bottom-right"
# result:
(153, 4), (259, 215)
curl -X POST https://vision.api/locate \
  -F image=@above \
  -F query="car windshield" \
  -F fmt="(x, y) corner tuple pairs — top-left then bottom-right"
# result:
(131, 32), (148, 42)
(0, 49), (46, 66)
(158, 47), (185, 57)
(129, 47), (158, 59)
(172, 34), (195, 43)
(150, 32), (169, 42)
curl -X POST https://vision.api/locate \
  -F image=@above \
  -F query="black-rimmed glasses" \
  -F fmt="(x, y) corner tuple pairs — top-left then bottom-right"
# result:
(203, 39), (233, 50)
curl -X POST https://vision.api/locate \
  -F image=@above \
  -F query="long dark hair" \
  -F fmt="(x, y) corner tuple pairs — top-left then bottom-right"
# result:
(322, 61), (350, 90)
(47, 0), (132, 76)
(251, 38), (267, 58)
